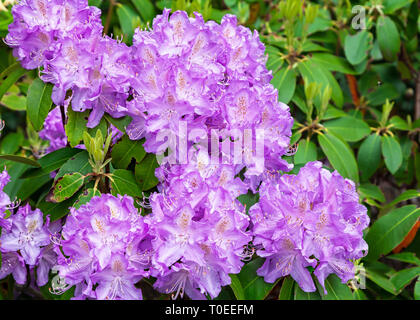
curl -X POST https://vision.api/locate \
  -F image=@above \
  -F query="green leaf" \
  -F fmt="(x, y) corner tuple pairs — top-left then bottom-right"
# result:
(317, 274), (354, 300)
(135, 154), (159, 191)
(383, 0), (413, 13)
(229, 274), (245, 300)
(357, 134), (381, 180)
(21, 148), (83, 179)
(294, 139), (317, 164)
(278, 277), (295, 300)
(52, 172), (86, 203)
(104, 115), (132, 133)
(26, 78), (53, 131)
(353, 289), (368, 300)
(16, 173), (51, 201)
(359, 183), (385, 203)
(111, 136), (146, 169)
(1, 93), (26, 111)
(366, 83), (399, 106)
(73, 188), (101, 209)
(294, 284), (321, 300)
(365, 269), (397, 295)
(311, 53), (357, 75)
(365, 205), (420, 261)
(415, 278), (420, 300)
(381, 135), (403, 174)
(384, 189), (420, 209)
(389, 116), (410, 131)
(387, 252), (420, 265)
(0, 65), (26, 102)
(265, 45), (284, 73)
(344, 31), (371, 65)
(390, 267), (420, 293)
(116, 4), (141, 42)
(271, 67), (296, 104)
(111, 169), (142, 198)
(0, 155), (40, 168)
(236, 258), (277, 300)
(38, 195), (78, 221)
(65, 108), (88, 147)
(0, 132), (24, 154)
(55, 151), (93, 180)
(376, 16), (401, 61)
(324, 116), (370, 142)
(318, 133), (359, 183)
(131, 0), (155, 23)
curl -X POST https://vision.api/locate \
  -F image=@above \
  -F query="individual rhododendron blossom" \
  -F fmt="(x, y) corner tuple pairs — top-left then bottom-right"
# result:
(53, 194), (151, 300)
(249, 161), (369, 293)
(126, 10), (293, 185)
(0, 203), (54, 285)
(0, 169), (14, 230)
(147, 158), (252, 299)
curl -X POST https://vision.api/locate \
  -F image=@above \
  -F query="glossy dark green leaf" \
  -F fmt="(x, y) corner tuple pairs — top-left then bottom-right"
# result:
(236, 258), (277, 300)
(357, 133), (381, 180)
(294, 139), (317, 164)
(311, 53), (356, 75)
(344, 31), (371, 65)
(111, 136), (146, 169)
(365, 205), (420, 261)
(104, 115), (132, 133)
(384, 189), (420, 209)
(229, 274), (245, 300)
(131, 0), (155, 23)
(65, 108), (88, 147)
(0, 155), (40, 168)
(415, 278), (420, 300)
(116, 4), (141, 42)
(54, 151), (92, 180)
(318, 133), (359, 183)
(317, 274), (354, 300)
(358, 183), (385, 203)
(265, 45), (284, 72)
(387, 252), (420, 265)
(0, 132), (23, 154)
(278, 276), (295, 300)
(271, 67), (296, 104)
(381, 135), (403, 174)
(365, 269), (397, 295)
(324, 116), (370, 142)
(376, 16), (400, 61)
(52, 172), (86, 203)
(383, 0), (413, 13)
(294, 284), (321, 300)
(366, 83), (399, 106)
(111, 169), (142, 198)
(26, 78), (53, 131)
(0, 65), (26, 102)
(390, 267), (420, 293)
(16, 173), (51, 201)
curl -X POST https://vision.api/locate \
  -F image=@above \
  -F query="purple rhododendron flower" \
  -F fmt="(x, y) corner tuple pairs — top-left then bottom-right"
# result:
(249, 161), (369, 293)
(148, 158), (252, 299)
(125, 10), (293, 187)
(54, 194), (151, 300)
(0, 204), (51, 266)
(0, 169), (13, 230)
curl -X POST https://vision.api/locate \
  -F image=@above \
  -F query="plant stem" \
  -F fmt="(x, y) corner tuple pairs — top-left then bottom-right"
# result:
(104, 0), (116, 35)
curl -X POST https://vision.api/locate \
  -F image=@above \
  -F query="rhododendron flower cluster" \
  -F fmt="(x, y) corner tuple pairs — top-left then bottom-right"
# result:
(0, 201), (58, 287)
(53, 194), (151, 300)
(126, 10), (293, 185)
(6, 0), (132, 127)
(249, 161), (369, 292)
(2, 0), (371, 300)
(148, 157), (252, 299)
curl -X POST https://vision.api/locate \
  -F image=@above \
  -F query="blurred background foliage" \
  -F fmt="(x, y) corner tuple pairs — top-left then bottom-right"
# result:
(0, 0), (419, 300)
